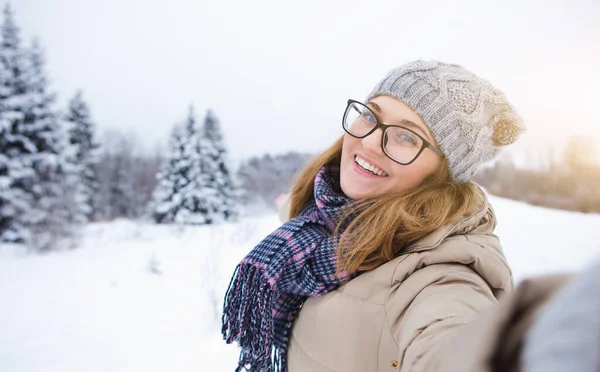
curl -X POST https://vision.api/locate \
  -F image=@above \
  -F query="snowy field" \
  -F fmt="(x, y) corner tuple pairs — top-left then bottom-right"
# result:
(2, 195), (600, 372)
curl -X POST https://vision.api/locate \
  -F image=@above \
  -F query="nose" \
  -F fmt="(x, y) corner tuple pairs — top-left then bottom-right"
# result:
(361, 128), (385, 156)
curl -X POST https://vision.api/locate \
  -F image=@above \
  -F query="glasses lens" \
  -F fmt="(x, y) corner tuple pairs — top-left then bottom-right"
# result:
(343, 102), (376, 137)
(384, 126), (424, 164)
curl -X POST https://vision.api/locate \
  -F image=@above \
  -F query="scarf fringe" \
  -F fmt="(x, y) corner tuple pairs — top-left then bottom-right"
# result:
(222, 263), (283, 371)
(221, 165), (350, 372)
(232, 344), (286, 372)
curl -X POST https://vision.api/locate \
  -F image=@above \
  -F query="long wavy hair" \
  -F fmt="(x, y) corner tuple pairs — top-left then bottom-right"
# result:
(287, 136), (484, 275)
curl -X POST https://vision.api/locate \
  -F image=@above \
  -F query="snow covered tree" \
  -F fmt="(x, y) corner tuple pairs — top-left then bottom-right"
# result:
(0, 6), (77, 249)
(201, 110), (239, 221)
(152, 106), (215, 224)
(21, 40), (78, 248)
(152, 124), (183, 223)
(65, 90), (101, 221)
(0, 4), (30, 242)
(152, 106), (241, 225)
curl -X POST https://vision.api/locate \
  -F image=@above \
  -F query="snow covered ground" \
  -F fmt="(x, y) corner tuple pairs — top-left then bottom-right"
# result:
(2, 195), (600, 372)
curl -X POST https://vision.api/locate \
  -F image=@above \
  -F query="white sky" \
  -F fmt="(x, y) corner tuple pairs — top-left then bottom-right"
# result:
(8, 0), (600, 164)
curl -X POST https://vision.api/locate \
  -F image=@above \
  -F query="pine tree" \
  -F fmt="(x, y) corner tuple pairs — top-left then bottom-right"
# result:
(23, 39), (77, 248)
(0, 4), (31, 242)
(152, 106), (240, 225)
(152, 105), (215, 224)
(201, 110), (239, 221)
(151, 124), (185, 223)
(0, 6), (76, 248)
(65, 90), (101, 221)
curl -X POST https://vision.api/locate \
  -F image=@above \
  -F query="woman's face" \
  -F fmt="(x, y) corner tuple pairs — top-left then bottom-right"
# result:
(340, 95), (443, 200)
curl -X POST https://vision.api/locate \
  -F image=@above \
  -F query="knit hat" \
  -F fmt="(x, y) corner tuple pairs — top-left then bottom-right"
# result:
(367, 60), (525, 183)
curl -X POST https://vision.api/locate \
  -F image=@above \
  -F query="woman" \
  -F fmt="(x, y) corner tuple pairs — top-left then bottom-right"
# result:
(222, 60), (524, 372)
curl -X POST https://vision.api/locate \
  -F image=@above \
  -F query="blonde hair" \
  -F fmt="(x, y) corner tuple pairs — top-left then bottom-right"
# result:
(288, 136), (484, 275)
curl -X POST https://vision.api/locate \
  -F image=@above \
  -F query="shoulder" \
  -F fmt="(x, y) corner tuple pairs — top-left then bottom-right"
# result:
(390, 206), (513, 300)
(337, 193), (513, 301)
(384, 241), (510, 371)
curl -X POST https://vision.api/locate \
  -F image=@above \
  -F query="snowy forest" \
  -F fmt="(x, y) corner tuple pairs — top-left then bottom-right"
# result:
(0, 5), (310, 252)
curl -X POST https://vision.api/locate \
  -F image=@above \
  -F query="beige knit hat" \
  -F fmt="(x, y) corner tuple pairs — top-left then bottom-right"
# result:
(367, 60), (525, 183)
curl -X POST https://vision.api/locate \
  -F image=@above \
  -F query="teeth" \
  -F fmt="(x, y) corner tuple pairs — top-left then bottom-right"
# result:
(354, 155), (386, 176)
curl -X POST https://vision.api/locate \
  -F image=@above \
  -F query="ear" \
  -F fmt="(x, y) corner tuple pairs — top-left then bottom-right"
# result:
(277, 193), (291, 223)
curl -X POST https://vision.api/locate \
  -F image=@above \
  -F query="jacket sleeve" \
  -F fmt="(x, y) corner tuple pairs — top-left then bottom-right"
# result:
(387, 264), (498, 372)
(388, 263), (571, 372)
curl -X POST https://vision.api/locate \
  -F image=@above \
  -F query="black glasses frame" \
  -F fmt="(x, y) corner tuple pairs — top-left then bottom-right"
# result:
(342, 99), (444, 165)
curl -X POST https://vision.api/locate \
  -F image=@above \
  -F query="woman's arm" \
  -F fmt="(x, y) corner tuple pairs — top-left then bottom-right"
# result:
(388, 263), (570, 372)
(387, 264), (498, 372)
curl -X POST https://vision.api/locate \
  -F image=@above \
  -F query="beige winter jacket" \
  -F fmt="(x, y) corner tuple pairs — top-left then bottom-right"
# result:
(278, 192), (514, 372)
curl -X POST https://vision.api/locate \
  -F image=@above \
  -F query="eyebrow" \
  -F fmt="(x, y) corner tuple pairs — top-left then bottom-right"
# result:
(367, 101), (433, 142)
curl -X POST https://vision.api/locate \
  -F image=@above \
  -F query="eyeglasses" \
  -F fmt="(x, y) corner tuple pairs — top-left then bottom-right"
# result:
(342, 99), (444, 165)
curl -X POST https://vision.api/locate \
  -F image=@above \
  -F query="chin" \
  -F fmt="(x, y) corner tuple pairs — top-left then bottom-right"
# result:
(340, 161), (368, 200)
(340, 174), (371, 200)
(340, 159), (385, 200)
(346, 188), (382, 200)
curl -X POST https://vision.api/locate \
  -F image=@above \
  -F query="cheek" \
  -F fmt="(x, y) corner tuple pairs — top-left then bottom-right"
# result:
(387, 158), (438, 192)
(342, 134), (355, 153)
(341, 134), (356, 164)
(340, 135), (357, 194)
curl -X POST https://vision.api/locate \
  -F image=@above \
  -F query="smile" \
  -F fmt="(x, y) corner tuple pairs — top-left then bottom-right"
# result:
(354, 155), (388, 177)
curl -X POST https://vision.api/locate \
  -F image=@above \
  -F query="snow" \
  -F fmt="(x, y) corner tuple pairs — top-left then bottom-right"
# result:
(1, 196), (600, 372)
(493, 196), (600, 279)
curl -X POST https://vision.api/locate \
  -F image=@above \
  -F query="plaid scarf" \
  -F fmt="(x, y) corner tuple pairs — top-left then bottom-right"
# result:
(222, 165), (360, 372)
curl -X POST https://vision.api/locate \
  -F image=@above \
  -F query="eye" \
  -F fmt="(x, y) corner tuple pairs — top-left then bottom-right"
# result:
(393, 129), (420, 146)
(361, 110), (376, 123)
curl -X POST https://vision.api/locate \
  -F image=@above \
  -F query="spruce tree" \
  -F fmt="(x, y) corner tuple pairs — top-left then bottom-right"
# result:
(0, 6), (76, 248)
(23, 39), (77, 248)
(152, 106), (241, 224)
(152, 124), (186, 223)
(0, 4), (30, 242)
(65, 90), (101, 221)
(152, 105), (215, 224)
(201, 110), (239, 221)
